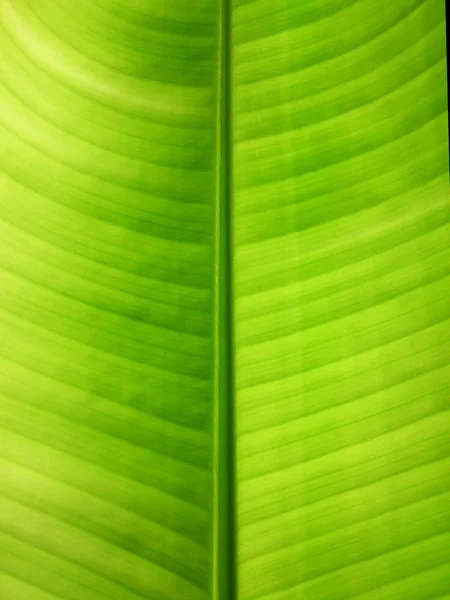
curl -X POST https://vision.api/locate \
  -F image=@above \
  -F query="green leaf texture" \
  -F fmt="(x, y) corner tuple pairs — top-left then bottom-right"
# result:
(0, 1), (449, 600)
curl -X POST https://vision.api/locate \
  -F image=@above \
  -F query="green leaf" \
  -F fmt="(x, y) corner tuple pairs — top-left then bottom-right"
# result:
(0, 0), (449, 599)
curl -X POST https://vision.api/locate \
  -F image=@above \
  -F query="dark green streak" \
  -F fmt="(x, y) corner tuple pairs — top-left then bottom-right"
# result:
(215, 0), (235, 598)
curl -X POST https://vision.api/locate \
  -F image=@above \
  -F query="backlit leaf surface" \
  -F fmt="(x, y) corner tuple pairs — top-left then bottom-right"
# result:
(0, 0), (449, 599)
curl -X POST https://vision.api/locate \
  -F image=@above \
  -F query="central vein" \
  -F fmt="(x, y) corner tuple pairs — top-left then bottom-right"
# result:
(213, 0), (235, 597)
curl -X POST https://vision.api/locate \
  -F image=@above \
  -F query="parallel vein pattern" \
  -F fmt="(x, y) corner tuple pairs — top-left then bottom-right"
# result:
(0, 0), (218, 598)
(233, 0), (450, 599)
(1, 0), (450, 599)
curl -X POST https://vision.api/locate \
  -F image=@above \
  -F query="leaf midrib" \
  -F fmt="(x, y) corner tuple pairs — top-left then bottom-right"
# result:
(214, 0), (236, 598)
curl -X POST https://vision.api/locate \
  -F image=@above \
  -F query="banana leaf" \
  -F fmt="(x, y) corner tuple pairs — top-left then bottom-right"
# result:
(0, 0), (449, 599)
